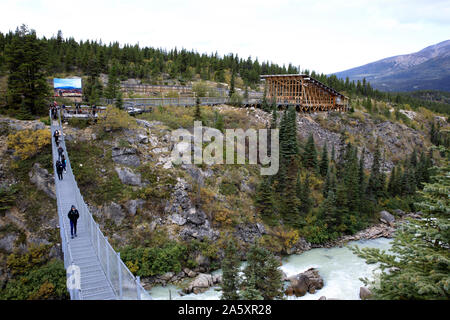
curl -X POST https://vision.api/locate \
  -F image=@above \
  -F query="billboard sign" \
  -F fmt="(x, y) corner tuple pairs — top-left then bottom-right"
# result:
(53, 78), (82, 97)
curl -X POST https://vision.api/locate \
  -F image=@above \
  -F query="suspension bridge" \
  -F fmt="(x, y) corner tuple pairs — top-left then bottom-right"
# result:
(51, 110), (150, 300)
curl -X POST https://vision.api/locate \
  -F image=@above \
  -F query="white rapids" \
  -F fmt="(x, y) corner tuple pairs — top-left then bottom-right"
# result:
(148, 237), (392, 300)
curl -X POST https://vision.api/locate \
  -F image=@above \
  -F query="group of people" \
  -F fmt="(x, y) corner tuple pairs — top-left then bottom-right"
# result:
(55, 145), (67, 180)
(51, 104), (80, 239)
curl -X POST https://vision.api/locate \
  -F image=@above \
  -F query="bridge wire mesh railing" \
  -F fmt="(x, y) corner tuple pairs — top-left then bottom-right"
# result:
(51, 109), (151, 300)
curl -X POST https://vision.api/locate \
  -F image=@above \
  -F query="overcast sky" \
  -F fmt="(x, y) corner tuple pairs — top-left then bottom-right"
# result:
(1, 0), (449, 74)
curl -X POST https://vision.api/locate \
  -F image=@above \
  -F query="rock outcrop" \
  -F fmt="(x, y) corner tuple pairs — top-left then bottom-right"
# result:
(29, 163), (56, 199)
(111, 147), (141, 167)
(115, 166), (142, 186)
(96, 201), (127, 225)
(165, 178), (219, 241)
(124, 199), (146, 216)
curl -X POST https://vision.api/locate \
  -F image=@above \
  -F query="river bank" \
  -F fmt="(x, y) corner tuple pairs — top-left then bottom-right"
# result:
(149, 237), (393, 300)
(144, 211), (419, 299)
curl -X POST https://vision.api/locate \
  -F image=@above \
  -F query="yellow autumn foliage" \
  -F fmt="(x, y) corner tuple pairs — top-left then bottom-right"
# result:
(7, 129), (51, 160)
(99, 105), (137, 131)
(270, 226), (300, 249)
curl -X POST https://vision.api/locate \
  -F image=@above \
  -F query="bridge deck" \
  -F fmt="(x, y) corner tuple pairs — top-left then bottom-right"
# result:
(51, 120), (116, 300)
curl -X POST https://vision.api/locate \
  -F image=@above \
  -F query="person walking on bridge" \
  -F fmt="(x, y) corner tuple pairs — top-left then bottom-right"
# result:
(58, 146), (64, 161)
(68, 205), (79, 239)
(56, 160), (64, 181)
(53, 130), (60, 146)
(61, 154), (67, 173)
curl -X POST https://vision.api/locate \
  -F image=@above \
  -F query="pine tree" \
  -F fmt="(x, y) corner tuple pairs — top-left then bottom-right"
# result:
(280, 161), (300, 226)
(270, 104), (277, 129)
(303, 134), (318, 171)
(84, 52), (103, 104)
(221, 239), (241, 300)
(299, 173), (313, 214)
(352, 147), (449, 299)
(239, 274), (263, 300)
(319, 190), (337, 233)
(387, 166), (397, 196)
(331, 144), (336, 164)
(229, 70), (235, 98)
(5, 25), (50, 119)
(105, 60), (120, 100)
(115, 91), (124, 110)
(243, 245), (283, 300)
(255, 176), (275, 222)
(319, 143), (329, 177)
(359, 148), (366, 196)
(367, 139), (385, 200)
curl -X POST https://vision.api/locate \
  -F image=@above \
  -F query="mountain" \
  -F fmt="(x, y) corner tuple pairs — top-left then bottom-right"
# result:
(332, 40), (450, 92)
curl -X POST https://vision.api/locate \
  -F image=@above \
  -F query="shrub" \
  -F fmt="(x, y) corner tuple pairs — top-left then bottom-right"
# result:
(192, 81), (209, 97)
(99, 105), (136, 131)
(0, 259), (68, 300)
(7, 129), (51, 160)
(68, 117), (91, 129)
(120, 242), (188, 277)
(0, 185), (18, 216)
(229, 92), (243, 107)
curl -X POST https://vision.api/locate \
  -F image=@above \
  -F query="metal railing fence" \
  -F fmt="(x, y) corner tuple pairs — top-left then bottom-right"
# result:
(50, 109), (151, 300)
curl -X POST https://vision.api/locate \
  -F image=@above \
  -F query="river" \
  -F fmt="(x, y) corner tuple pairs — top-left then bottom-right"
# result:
(148, 237), (392, 300)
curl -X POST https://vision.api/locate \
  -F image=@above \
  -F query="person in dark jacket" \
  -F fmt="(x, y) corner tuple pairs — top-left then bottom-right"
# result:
(58, 146), (64, 160)
(68, 205), (79, 239)
(61, 154), (67, 173)
(56, 160), (64, 180)
(53, 130), (60, 146)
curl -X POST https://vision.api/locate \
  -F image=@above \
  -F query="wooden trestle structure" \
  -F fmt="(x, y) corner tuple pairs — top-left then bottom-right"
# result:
(260, 74), (348, 112)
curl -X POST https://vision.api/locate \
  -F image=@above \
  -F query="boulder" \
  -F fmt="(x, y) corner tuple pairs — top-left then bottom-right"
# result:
(124, 199), (145, 216)
(103, 202), (126, 225)
(0, 234), (17, 252)
(286, 268), (324, 297)
(360, 287), (372, 300)
(29, 163), (55, 199)
(393, 209), (405, 216)
(183, 268), (197, 278)
(136, 134), (149, 144)
(183, 273), (214, 294)
(111, 147), (140, 167)
(290, 274), (310, 297)
(115, 167), (142, 186)
(186, 208), (206, 225)
(160, 272), (175, 282)
(169, 213), (187, 226)
(379, 210), (395, 225)
(318, 296), (327, 300)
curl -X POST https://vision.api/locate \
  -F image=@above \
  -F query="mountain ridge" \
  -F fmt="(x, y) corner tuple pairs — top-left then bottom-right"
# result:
(332, 40), (450, 92)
